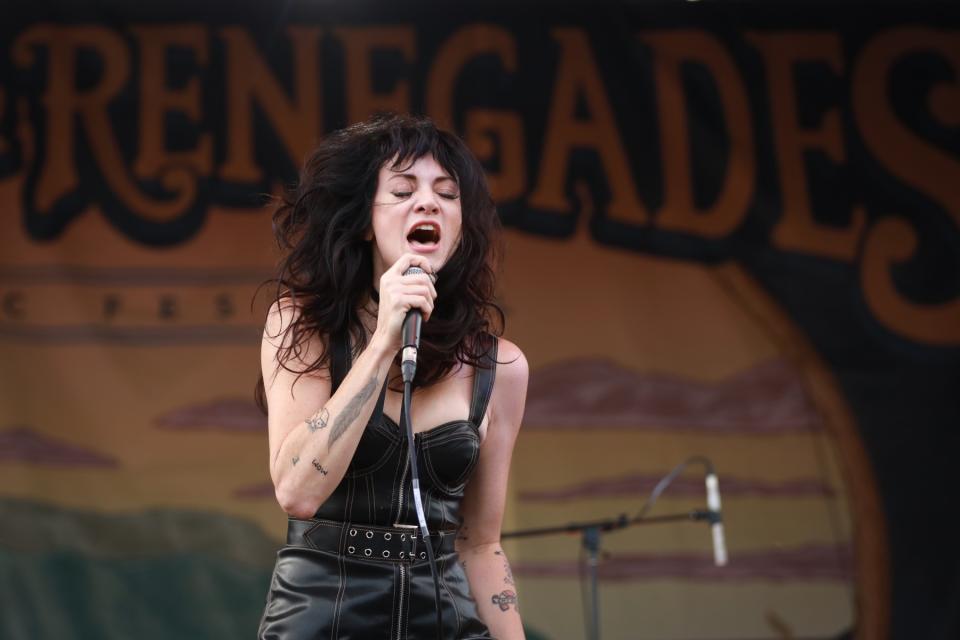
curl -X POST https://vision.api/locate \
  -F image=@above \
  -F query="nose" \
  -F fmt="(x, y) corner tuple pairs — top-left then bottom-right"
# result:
(413, 186), (440, 214)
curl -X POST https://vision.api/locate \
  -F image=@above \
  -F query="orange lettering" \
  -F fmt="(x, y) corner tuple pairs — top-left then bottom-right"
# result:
(748, 31), (865, 260)
(334, 26), (415, 124)
(220, 27), (322, 182)
(427, 25), (525, 201)
(642, 30), (754, 238)
(130, 25), (212, 179)
(529, 29), (647, 223)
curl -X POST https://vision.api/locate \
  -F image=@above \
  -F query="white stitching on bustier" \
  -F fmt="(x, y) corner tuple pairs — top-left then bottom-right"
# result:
(330, 478), (354, 639)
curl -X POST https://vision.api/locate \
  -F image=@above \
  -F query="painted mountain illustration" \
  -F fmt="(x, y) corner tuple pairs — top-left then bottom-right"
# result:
(155, 398), (266, 432)
(1, 426), (119, 467)
(514, 543), (852, 582)
(523, 358), (821, 432)
(157, 357), (819, 435)
(520, 472), (834, 502)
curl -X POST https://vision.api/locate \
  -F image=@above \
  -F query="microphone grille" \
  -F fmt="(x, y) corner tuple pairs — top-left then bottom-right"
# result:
(403, 266), (437, 283)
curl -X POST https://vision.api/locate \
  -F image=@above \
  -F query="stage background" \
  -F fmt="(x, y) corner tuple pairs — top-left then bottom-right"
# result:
(1, 1), (958, 638)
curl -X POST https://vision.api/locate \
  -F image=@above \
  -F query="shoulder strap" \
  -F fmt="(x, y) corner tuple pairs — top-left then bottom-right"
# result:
(468, 334), (499, 427)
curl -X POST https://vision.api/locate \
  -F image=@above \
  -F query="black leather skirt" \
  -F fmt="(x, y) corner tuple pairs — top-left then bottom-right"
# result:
(258, 518), (493, 640)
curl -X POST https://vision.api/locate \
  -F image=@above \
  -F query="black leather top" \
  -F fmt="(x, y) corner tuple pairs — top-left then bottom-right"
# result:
(313, 334), (499, 531)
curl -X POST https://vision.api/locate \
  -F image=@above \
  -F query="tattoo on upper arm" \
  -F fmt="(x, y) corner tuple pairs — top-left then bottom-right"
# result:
(328, 375), (378, 446)
(491, 590), (518, 612)
(311, 459), (329, 475)
(306, 407), (329, 433)
(292, 455), (300, 466)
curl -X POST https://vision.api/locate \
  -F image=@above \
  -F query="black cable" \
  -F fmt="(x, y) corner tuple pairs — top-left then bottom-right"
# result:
(402, 380), (443, 640)
(634, 455), (716, 522)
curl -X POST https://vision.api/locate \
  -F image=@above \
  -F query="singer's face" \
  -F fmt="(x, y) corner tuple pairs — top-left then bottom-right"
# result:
(368, 154), (463, 282)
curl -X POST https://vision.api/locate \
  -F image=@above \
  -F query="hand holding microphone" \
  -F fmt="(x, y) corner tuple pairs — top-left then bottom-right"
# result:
(371, 255), (437, 381)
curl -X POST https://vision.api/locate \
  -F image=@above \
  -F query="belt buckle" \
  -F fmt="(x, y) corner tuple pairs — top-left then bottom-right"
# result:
(393, 523), (418, 560)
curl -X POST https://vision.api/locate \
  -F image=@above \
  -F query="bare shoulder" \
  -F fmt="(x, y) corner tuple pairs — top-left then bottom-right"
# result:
(494, 336), (529, 385)
(263, 297), (304, 348)
(261, 296), (328, 378)
(490, 336), (529, 433)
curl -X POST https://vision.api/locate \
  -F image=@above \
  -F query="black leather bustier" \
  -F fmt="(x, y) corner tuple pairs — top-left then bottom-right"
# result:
(313, 335), (498, 532)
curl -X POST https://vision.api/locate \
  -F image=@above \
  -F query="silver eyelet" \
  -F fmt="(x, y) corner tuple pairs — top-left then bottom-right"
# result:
(384, 533), (392, 540)
(382, 550), (390, 558)
(364, 548), (372, 557)
(419, 552), (426, 559)
(399, 551), (405, 559)
(347, 546), (355, 554)
(349, 529), (357, 537)
(365, 531), (374, 539)
(400, 534), (406, 541)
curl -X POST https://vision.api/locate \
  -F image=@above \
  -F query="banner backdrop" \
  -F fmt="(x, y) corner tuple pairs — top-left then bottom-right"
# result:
(1, 2), (958, 639)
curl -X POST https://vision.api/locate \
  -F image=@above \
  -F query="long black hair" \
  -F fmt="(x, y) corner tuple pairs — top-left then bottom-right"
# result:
(255, 114), (505, 412)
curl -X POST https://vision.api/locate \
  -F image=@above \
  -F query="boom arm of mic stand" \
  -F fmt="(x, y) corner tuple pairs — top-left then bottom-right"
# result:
(501, 509), (711, 540)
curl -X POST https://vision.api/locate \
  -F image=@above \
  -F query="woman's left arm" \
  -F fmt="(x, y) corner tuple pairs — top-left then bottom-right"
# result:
(456, 338), (529, 640)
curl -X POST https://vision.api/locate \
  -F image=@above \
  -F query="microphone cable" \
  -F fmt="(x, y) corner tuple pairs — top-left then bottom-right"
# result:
(402, 378), (444, 640)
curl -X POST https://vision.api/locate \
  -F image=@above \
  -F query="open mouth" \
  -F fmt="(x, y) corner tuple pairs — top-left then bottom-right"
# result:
(406, 223), (441, 245)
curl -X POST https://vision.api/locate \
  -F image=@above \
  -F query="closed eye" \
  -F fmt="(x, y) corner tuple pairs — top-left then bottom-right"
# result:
(439, 192), (459, 200)
(391, 192), (412, 198)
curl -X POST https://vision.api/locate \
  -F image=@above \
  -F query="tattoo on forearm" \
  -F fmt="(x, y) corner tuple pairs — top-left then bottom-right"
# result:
(312, 459), (328, 475)
(306, 408), (329, 433)
(292, 455), (300, 466)
(328, 375), (378, 446)
(491, 590), (518, 612)
(493, 548), (515, 585)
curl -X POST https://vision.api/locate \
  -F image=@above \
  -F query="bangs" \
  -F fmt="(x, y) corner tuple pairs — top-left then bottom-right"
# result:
(380, 125), (461, 184)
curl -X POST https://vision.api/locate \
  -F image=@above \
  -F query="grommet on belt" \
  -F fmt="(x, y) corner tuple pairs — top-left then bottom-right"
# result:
(288, 518), (456, 563)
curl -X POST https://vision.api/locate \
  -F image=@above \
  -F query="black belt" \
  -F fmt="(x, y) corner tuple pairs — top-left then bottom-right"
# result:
(286, 518), (457, 562)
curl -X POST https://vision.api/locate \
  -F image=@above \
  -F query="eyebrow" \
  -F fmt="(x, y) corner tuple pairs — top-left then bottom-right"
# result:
(389, 173), (457, 185)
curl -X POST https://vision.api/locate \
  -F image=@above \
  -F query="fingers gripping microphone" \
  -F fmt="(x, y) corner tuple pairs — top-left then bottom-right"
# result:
(401, 267), (425, 383)
(705, 472), (728, 567)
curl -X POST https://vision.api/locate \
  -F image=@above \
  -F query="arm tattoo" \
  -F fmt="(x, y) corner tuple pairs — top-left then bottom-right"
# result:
(491, 590), (518, 612)
(306, 407), (329, 433)
(311, 459), (329, 475)
(494, 549), (515, 585)
(292, 455), (300, 466)
(328, 374), (379, 446)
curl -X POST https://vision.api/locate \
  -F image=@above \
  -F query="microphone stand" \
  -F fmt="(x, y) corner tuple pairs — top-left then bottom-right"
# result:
(502, 456), (724, 640)
(502, 509), (716, 640)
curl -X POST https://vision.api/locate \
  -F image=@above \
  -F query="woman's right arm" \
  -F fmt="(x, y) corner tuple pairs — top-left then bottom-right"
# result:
(262, 254), (436, 518)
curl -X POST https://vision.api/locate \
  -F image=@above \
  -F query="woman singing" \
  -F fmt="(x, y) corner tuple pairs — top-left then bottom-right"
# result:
(256, 114), (528, 639)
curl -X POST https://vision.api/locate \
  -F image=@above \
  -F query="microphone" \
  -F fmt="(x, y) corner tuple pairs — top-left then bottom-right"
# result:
(705, 472), (728, 567)
(400, 266), (425, 383)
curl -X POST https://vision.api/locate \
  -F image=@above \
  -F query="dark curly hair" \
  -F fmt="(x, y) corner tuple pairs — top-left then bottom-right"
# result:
(254, 114), (505, 413)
